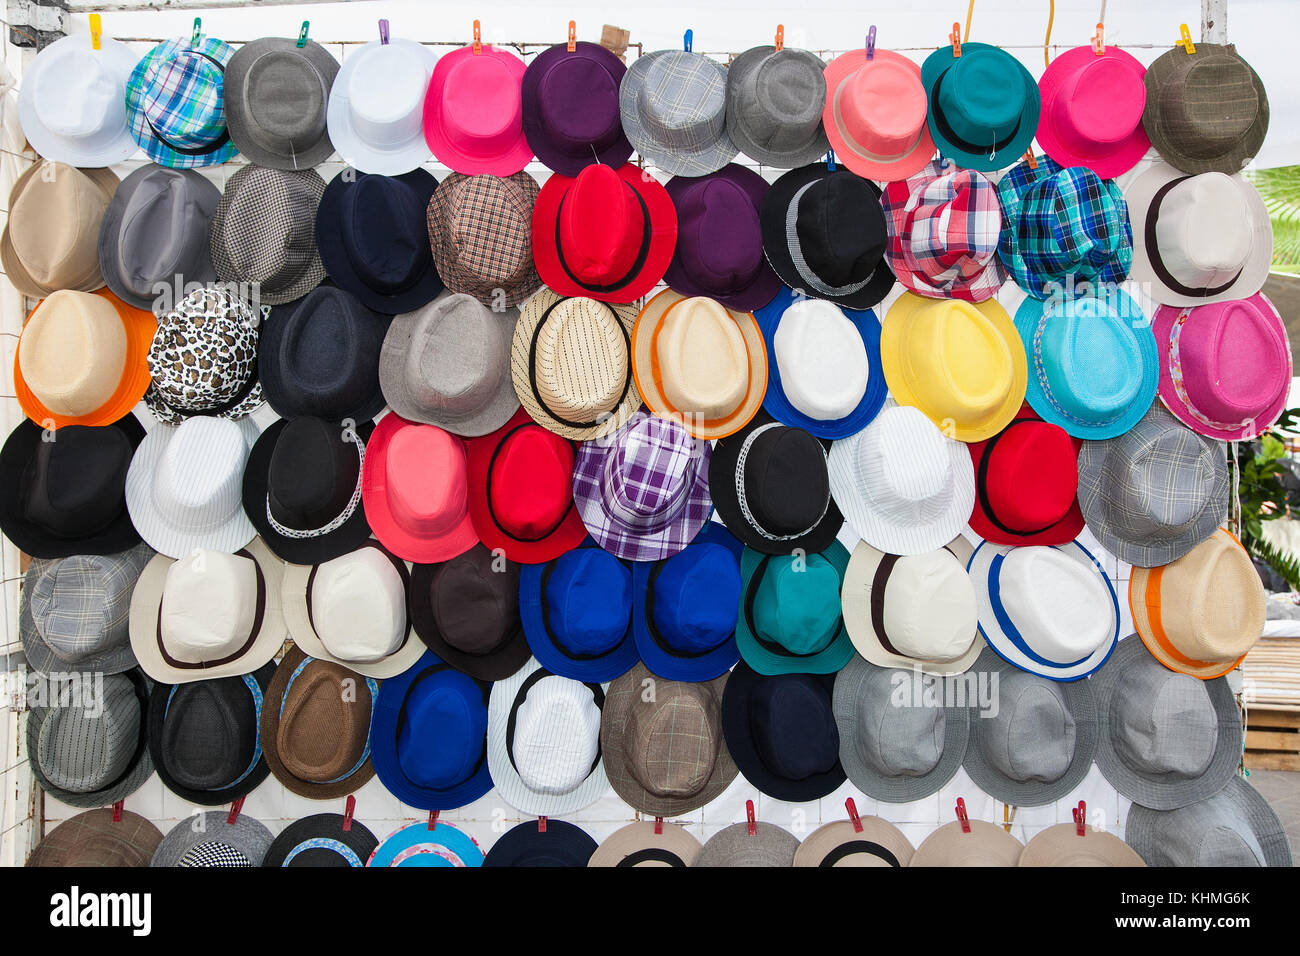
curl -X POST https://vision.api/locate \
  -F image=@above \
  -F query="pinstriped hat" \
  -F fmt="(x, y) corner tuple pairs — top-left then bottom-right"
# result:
(620, 50), (738, 176)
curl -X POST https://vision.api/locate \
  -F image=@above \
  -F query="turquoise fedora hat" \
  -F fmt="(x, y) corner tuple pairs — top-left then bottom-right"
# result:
(921, 42), (1040, 172)
(1014, 291), (1158, 440)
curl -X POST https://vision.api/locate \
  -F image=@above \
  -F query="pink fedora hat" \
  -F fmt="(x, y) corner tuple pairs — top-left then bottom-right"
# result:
(1037, 45), (1149, 179)
(423, 44), (533, 176)
(822, 48), (935, 182)
(361, 412), (480, 562)
(1153, 293), (1292, 442)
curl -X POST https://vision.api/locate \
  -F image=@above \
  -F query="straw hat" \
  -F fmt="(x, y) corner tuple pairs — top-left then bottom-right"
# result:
(1019, 823), (1145, 867)
(911, 821), (1024, 867)
(589, 822), (702, 867)
(794, 817), (915, 867)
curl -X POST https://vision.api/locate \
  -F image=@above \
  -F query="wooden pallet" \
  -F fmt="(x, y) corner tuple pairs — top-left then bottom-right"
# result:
(1245, 708), (1300, 771)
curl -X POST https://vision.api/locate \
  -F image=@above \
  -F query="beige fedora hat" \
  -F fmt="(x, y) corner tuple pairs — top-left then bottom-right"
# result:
(794, 817), (916, 867)
(588, 821), (703, 867)
(911, 819), (1024, 867)
(1019, 822), (1145, 867)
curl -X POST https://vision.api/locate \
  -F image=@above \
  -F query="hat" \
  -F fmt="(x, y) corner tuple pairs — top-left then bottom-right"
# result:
(910, 820), (1024, 866)
(589, 821), (702, 866)
(26, 809), (162, 867)
(726, 45), (829, 169)
(0, 415), (144, 559)
(1142, 43), (1268, 175)
(619, 50), (737, 176)
(881, 161), (1006, 302)
(1125, 776), (1291, 867)
(410, 543), (528, 681)
(263, 813), (379, 867)
(1094, 636), (1241, 809)
(1015, 291), (1158, 440)
(425, 172), (543, 308)
(367, 820), (484, 867)
(833, 656), (971, 802)
(760, 164), (895, 309)
(484, 819), (599, 867)
(146, 288), (265, 425)
(423, 45), (531, 175)
(1077, 403), (1228, 568)
(487, 657), (609, 815)
(152, 812), (274, 866)
(531, 163), (677, 304)
(260, 645), (378, 798)
(315, 168), (444, 312)
(794, 817), (916, 867)
(146, 664), (275, 806)
(1019, 823), (1146, 867)
(967, 407), (1084, 545)
(1130, 528), (1266, 680)
(842, 536), (982, 676)
(601, 662), (737, 815)
(97, 164), (220, 311)
(633, 521), (743, 682)
(465, 408), (588, 563)
(522, 41), (632, 176)
(1125, 161), (1271, 307)
(632, 290), (768, 440)
(695, 822), (800, 866)
(27, 668), (154, 808)
(281, 540), (425, 679)
(14, 290), (155, 429)
(17, 35), (139, 167)
(128, 537), (285, 683)
(0, 161), (118, 298)
(370, 648), (493, 811)
(736, 540), (854, 675)
(20, 544), (153, 676)
(1036, 45), (1150, 178)
(325, 37), (436, 175)
(822, 48), (935, 181)
(920, 42), (1040, 172)
(124, 416), (260, 558)
(125, 34), (239, 168)
(1154, 294), (1291, 441)
(511, 289), (641, 441)
(225, 36), (340, 170)
(828, 401), (975, 555)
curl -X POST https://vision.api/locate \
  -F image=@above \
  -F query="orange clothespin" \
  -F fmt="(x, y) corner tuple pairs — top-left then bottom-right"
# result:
(846, 797), (864, 833)
(774, 25), (784, 52)
(1177, 24), (1195, 55)
(1024, 149), (1038, 169)
(1092, 21), (1105, 55)
(567, 20), (577, 52)
(473, 20), (483, 54)
(89, 14), (102, 51)
(950, 22), (962, 57)
(955, 797), (971, 833)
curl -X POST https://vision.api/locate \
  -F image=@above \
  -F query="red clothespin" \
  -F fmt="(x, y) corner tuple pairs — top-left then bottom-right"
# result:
(537, 816), (548, 833)
(1074, 800), (1087, 836)
(227, 797), (244, 825)
(950, 22), (962, 58)
(654, 816), (664, 835)
(746, 799), (757, 836)
(111, 799), (123, 823)
(1024, 149), (1038, 169)
(378, 19), (389, 45)
(1092, 22), (1105, 55)
(774, 25), (784, 52)
(955, 797), (970, 833)
(342, 795), (355, 832)
(428, 810), (439, 830)
(567, 21), (577, 52)
(473, 20), (483, 54)
(845, 797), (864, 833)
(866, 25), (876, 60)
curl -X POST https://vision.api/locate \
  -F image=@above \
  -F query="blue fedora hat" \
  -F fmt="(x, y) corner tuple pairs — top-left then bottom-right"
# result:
(370, 649), (493, 811)
(367, 819), (484, 867)
(483, 818), (598, 867)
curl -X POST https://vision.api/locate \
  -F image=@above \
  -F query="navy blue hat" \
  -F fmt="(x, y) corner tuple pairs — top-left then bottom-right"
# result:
(483, 818), (598, 867)
(262, 812), (379, 867)
(519, 537), (639, 682)
(632, 521), (743, 682)
(370, 649), (493, 811)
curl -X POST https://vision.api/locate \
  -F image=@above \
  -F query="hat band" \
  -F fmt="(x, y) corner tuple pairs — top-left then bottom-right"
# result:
(1166, 307), (1257, 434)
(975, 420), (1064, 537)
(743, 555), (844, 659)
(279, 656), (380, 784)
(642, 559), (728, 660)
(1145, 177), (1243, 300)
(504, 665), (604, 780)
(819, 840), (902, 867)
(163, 672), (265, 790)
(306, 541), (413, 659)
(145, 50), (233, 157)
(484, 423), (579, 543)
(265, 430), (366, 540)
(735, 422), (829, 542)
(154, 550), (266, 670)
(869, 545), (968, 660)
(785, 181), (875, 298)
(395, 661), (490, 791)
(987, 552), (1092, 670)
(528, 297), (633, 429)
(553, 180), (652, 295)
(538, 548), (633, 661)
(1142, 566), (1223, 669)
(1031, 305), (1126, 430)
(616, 847), (688, 866)
(929, 69), (1020, 160)
(281, 838), (365, 867)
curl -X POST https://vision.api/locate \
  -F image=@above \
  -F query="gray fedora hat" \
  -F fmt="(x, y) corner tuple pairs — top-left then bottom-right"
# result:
(1125, 776), (1292, 867)
(725, 45), (830, 168)
(1094, 636), (1240, 810)
(695, 821), (800, 867)
(619, 50), (737, 177)
(151, 811), (274, 867)
(225, 36), (340, 170)
(832, 655), (970, 803)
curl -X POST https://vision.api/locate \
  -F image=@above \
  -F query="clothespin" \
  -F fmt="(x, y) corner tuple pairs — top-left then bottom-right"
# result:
(846, 797), (864, 833)
(950, 22), (962, 58)
(427, 810), (439, 830)
(1178, 24), (1195, 55)
(745, 799), (757, 836)
(226, 797), (244, 825)
(342, 795), (355, 832)
(774, 25), (784, 52)
(654, 816), (664, 835)
(537, 816), (548, 833)
(473, 20), (483, 54)
(297, 21), (310, 49)
(378, 19), (390, 45)
(89, 14), (102, 51)
(1003, 803), (1018, 833)
(191, 17), (202, 47)
(826, 149), (837, 172)
(1024, 149), (1038, 169)
(1074, 800), (1087, 836)
(866, 25), (876, 60)
(111, 799), (123, 823)
(567, 21), (577, 52)
(955, 797), (970, 833)
(684, 29), (693, 53)
(1092, 22), (1105, 55)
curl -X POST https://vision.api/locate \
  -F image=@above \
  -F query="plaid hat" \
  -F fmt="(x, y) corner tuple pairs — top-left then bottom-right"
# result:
(125, 34), (240, 168)
(151, 812), (274, 867)
(27, 809), (162, 868)
(1126, 776), (1291, 867)
(695, 822), (800, 867)
(619, 50), (737, 176)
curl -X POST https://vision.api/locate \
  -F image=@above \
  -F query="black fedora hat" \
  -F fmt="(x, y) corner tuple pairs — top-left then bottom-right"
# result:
(483, 818), (599, 867)
(0, 415), (144, 559)
(262, 812), (379, 867)
(242, 416), (375, 564)
(708, 410), (843, 555)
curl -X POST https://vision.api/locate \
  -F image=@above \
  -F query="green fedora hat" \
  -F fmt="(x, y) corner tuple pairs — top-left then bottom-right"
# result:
(921, 42), (1040, 172)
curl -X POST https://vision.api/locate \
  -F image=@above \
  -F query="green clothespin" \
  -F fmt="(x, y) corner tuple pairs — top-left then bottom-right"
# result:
(297, 21), (309, 48)
(191, 17), (201, 46)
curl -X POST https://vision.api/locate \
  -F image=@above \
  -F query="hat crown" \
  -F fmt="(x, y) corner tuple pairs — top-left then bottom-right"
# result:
(242, 47), (329, 146)
(556, 165), (644, 286)
(1155, 174), (1253, 290)
(1173, 298), (1289, 427)
(19, 290), (127, 418)
(842, 59), (927, 156)
(978, 671), (1076, 784)
(627, 681), (720, 797)
(277, 660), (372, 782)
(880, 550), (978, 661)
(10, 165), (110, 289)
(346, 42), (427, 146)
(1107, 423), (1221, 538)
(856, 667), (946, 776)
(859, 406), (956, 520)
(602, 416), (698, 529)
(533, 296), (630, 421)
(653, 543), (742, 654)
(141, 46), (228, 148)
(638, 52), (726, 150)
(751, 675), (839, 780)
(268, 417), (360, 529)
(893, 165), (1003, 283)
(343, 175), (431, 290)
(742, 425), (831, 535)
(1175, 56), (1260, 153)
(1018, 168), (1129, 282)
(432, 552), (520, 654)
(675, 177), (764, 294)
(1113, 661), (1218, 779)
(1150, 532), (1265, 662)
(658, 297), (750, 421)
(31, 550), (146, 661)
(983, 420), (1078, 531)
(384, 425), (470, 536)
(37, 673), (140, 792)
(938, 49), (1026, 146)
(537, 54), (622, 149)
(154, 417), (249, 533)
(159, 549), (258, 662)
(513, 674), (601, 795)
(1058, 56), (1146, 149)
(160, 676), (259, 790)
(113, 168), (214, 298)
(439, 53), (525, 157)
(398, 669), (486, 788)
(753, 554), (841, 655)
(431, 173), (538, 290)
(995, 547), (1113, 663)
(311, 547), (407, 662)
(274, 286), (384, 418)
(773, 299), (869, 422)
(1036, 295), (1146, 423)
(733, 49), (825, 155)
(150, 288), (259, 411)
(898, 298), (1016, 425)
(794, 173), (887, 288)
(35, 47), (121, 137)
(545, 549), (632, 656)
(407, 295), (510, 418)
(216, 166), (321, 289)
(487, 424), (575, 540)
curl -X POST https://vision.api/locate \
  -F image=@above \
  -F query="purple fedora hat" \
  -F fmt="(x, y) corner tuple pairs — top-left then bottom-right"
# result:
(522, 41), (632, 177)
(664, 164), (782, 312)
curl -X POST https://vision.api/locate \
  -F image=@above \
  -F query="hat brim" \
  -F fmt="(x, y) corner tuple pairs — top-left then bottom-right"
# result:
(619, 51), (739, 177)
(793, 818), (916, 867)
(483, 819), (599, 867)
(726, 46), (831, 170)
(225, 38), (340, 171)
(27, 808), (162, 867)
(1019, 822), (1146, 866)
(1036, 46), (1150, 179)
(695, 821), (800, 866)
(822, 49), (936, 181)
(588, 821), (702, 866)
(1124, 776), (1291, 867)
(423, 46), (533, 176)
(910, 819), (1023, 866)
(324, 39), (435, 176)
(522, 42), (633, 177)
(1128, 555), (1248, 681)
(263, 813), (379, 867)
(151, 812), (274, 866)
(367, 820), (484, 867)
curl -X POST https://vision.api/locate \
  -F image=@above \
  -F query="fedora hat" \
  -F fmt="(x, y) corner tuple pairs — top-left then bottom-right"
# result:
(1077, 403), (1228, 568)
(1037, 45), (1150, 178)
(315, 168), (444, 312)
(695, 822), (800, 867)
(125, 415), (260, 558)
(242, 416), (373, 564)
(602, 662), (737, 815)
(1019, 823), (1145, 867)
(727, 45), (829, 169)
(589, 821), (702, 867)
(522, 41), (631, 175)
(128, 537), (285, 684)
(632, 290), (768, 441)
(911, 820), (1024, 866)
(1143, 43), (1268, 175)
(822, 48), (935, 181)
(1094, 636), (1241, 809)
(465, 407), (587, 563)
(14, 290), (154, 430)
(281, 540), (425, 679)
(1154, 294), (1291, 441)
(485, 819), (599, 867)
(27, 809), (162, 868)
(795, 817), (916, 867)
(842, 536), (982, 676)
(1126, 776), (1291, 867)
(125, 33), (239, 168)
(260, 645), (377, 799)
(263, 813), (379, 867)
(152, 812), (274, 866)
(488, 657), (609, 815)
(225, 36), (340, 170)
(0, 415), (144, 559)
(424, 44), (532, 175)
(920, 42), (1040, 172)
(760, 163), (895, 309)
(511, 289), (641, 441)
(1130, 528), (1266, 680)
(367, 819), (484, 867)
(1, 161), (118, 298)
(532, 163), (677, 303)
(325, 37), (436, 175)
(619, 50), (737, 176)
(828, 401), (975, 555)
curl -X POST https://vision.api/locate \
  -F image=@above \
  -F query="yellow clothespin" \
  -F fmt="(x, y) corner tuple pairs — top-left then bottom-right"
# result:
(567, 20), (576, 52)
(473, 19), (483, 54)
(89, 14), (102, 50)
(950, 22), (962, 58)
(1092, 21), (1105, 55)
(1178, 23), (1195, 55)
(1003, 803), (1018, 833)
(774, 25), (784, 52)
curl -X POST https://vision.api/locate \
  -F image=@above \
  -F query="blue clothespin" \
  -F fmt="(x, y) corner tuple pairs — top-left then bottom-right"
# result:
(867, 26), (876, 59)
(190, 17), (201, 46)
(826, 149), (837, 172)
(684, 29), (693, 52)
(297, 21), (309, 48)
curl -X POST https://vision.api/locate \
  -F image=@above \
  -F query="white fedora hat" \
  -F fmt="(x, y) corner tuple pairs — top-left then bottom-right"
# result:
(326, 36), (436, 175)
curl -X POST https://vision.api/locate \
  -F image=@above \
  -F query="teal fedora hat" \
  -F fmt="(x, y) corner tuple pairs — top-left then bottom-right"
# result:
(736, 540), (854, 675)
(921, 42), (1040, 172)
(1014, 291), (1158, 440)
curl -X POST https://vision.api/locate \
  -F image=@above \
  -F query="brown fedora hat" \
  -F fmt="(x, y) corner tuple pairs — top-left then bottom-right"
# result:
(26, 808), (162, 867)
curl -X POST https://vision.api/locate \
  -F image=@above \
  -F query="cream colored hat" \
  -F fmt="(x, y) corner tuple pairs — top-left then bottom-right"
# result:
(588, 821), (702, 867)
(1019, 823), (1145, 867)
(18, 291), (126, 419)
(910, 819), (1024, 867)
(794, 817), (916, 867)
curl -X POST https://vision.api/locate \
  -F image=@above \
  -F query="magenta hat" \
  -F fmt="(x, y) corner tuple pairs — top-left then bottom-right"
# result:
(1153, 293), (1292, 442)
(821, 49), (936, 182)
(521, 41), (631, 176)
(1036, 45), (1150, 179)
(423, 45), (533, 176)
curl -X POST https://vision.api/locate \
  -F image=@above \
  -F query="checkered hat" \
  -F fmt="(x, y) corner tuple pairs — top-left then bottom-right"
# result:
(883, 160), (1007, 302)
(125, 35), (239, 168)
(619, 50), (737, 176)
(151, 812), (274, 867)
